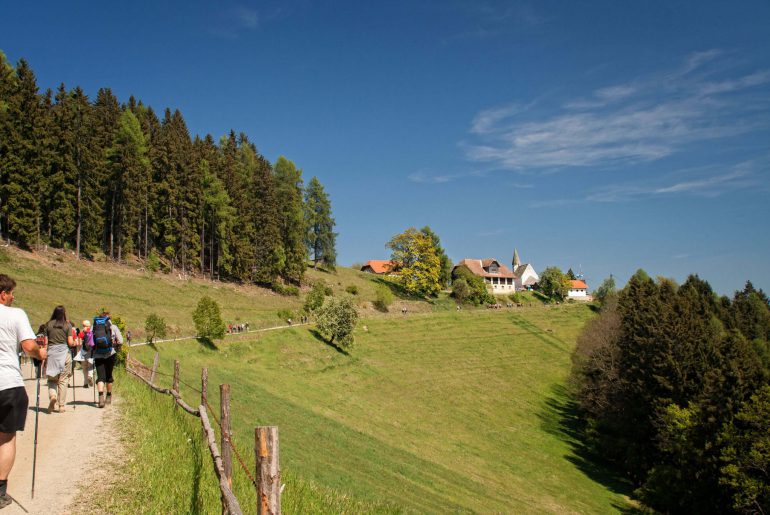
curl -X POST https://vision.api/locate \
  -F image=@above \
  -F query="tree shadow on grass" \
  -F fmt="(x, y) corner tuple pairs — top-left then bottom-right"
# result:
(372, 277), (423, 301)
(308, 329), (349, 356)
(538, 383), (640, 512)
(196, 337), (218, 350)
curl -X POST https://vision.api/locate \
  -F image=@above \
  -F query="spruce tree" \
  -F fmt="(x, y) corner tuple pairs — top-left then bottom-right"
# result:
(1, 59), (46, 248)
(92, 88), (121, 256)
(304, 176), (337, 269)
(107, 109), (150, 259)
(242, 138), (281, 285)
(274, 156), (307, 284)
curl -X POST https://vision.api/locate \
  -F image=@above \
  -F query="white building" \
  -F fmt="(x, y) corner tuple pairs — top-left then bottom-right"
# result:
(567, 279), (590, 300)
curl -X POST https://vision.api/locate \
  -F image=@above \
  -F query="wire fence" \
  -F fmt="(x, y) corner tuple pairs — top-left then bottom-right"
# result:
(126, 354), (281, 514)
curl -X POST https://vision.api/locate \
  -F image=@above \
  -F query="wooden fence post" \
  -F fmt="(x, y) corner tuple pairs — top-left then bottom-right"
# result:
(173, 360), (180, 393)
(221, 384), (233, 515)
(201, 368), (208, 407)
(150, 352), (159, 386)
(255, 426), (280, 515)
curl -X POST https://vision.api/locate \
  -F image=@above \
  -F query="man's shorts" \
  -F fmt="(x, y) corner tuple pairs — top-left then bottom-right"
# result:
(0, 386), (29, 433)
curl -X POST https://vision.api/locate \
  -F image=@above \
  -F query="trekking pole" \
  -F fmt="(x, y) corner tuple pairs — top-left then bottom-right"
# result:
(31, 358), (44, 499)
(71, 354), (76, 410)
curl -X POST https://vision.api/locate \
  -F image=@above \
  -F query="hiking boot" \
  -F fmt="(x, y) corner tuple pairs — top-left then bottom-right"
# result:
(48, 396), (57, 414)
(106, 394), (112, 406)
(98, 394), (105, 408)
(0, 493), (12, 508)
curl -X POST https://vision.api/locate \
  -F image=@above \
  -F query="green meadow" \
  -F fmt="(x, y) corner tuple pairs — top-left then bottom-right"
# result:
(2, 247), (634, 512)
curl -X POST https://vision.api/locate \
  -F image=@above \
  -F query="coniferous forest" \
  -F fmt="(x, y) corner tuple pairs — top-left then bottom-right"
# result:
(572, 273), (770, 514)
(0, 52), (337, 286)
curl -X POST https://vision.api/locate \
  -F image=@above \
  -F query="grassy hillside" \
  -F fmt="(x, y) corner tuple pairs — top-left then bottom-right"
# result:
(2, 247), (633, 512)
(131, 309), (633, 513)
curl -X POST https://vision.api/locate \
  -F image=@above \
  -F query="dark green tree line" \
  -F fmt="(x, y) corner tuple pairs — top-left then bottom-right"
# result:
(571, 273), (770, 513)
(0, 53), (337, 288)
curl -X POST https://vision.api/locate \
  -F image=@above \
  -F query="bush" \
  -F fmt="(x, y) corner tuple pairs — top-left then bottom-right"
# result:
(509, 292), (524, 304)
(452, 279), (470, 303)
(304, 281), (329, 313)
(277, 309), (294, 321)
(272, 283), (300, 296)
(451, 267), (494, 305)
(316, 296), (358, 350)
(374, 285), (394, 312)
(345, 285), (359, 295)
(145, 249), (160, 272)
(192, 296), (226, 342)
(0, 247), (9, 264)
(144, 313), (167, 344)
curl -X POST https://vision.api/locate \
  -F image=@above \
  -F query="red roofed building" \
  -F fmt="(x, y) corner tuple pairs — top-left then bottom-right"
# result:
(567, 279), (590, 300)
(361, 260), (396, 275)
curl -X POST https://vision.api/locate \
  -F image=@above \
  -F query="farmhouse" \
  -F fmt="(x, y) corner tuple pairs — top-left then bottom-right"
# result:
(453, 249), (539, 293)
(567, 279), (590, 300)
(360, 260), (396, 274)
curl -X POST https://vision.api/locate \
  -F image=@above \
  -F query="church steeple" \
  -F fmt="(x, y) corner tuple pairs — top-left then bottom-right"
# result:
(512, 248), (521, 268)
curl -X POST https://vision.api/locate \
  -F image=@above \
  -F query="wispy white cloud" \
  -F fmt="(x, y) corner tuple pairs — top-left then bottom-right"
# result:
(467, 51), (770, 170)
(408, 169), (487, 184)
(208, 5), (283, 38)
(530, 160), (764, 207)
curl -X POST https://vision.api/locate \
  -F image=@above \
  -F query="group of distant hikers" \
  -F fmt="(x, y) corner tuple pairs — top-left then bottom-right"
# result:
(0, 273), (124, 509)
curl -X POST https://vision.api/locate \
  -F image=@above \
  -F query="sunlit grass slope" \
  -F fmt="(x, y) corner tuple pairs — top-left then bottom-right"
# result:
(133, 307), (633, 513)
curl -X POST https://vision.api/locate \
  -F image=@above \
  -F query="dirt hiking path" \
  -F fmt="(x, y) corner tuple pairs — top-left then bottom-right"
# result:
(5, 361), (119, 514)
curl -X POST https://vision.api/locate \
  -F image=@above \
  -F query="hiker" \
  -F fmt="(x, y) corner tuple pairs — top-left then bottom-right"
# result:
(126, 329), (131, 346)
(0, 274), (47, 508)
(75, 320), (94, 388)
(43, 306), (75, 413)
(92, 312), (123, 408)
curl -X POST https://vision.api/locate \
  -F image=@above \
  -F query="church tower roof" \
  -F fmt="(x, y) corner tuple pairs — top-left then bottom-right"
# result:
(513, 248), (521, 268)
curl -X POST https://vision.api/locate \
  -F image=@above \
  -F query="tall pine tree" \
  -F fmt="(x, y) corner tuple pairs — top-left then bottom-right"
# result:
(304, 176), (336, 269)
(274, 156), (307, 284)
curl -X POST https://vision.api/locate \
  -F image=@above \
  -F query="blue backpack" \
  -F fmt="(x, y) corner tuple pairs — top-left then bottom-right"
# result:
(92, 316), (113, 354)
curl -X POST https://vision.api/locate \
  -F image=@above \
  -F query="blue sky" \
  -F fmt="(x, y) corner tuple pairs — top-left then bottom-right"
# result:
(2, 1), (769, 294)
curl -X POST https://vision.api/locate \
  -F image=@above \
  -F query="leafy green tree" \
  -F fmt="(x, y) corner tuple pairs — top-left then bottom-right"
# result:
(720, 385), (770, 514)
(538, 266), (570, 301)
(274, 156), (307, 283)
(304, 177), (337, 269)
(316, 296), (358, 350)
(593, 275), (617, 308)
(420, 226), (452, 287)
(387, 227), (442, 297)
(192, 295), (226, 342)
(144, 313), (167, 344)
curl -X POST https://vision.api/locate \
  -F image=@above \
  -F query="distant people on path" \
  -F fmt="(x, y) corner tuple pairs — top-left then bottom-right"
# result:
(92, 312), (122, 408)
(75, 320), (94, 388)
(126, 329), (132, 346)
(43, 305), (75, 413)
(0, 274), (47, 509)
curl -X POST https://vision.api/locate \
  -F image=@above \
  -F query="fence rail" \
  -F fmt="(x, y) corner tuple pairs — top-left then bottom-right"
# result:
(126, 354), (281, 514)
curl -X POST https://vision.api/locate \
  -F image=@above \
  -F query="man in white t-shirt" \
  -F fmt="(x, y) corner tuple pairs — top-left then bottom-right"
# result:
(0, 274), (47, 508)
